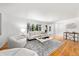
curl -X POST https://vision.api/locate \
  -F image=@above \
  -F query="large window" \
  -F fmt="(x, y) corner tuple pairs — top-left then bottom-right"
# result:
(38, 25), (41, 31)
(27, 23), (41, 32)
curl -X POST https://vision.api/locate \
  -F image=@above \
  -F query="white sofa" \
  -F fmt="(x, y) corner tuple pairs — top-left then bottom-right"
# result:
(8, 35), (27, 48)
(27, 31), (49, 40)
(0, 48), (38, 56)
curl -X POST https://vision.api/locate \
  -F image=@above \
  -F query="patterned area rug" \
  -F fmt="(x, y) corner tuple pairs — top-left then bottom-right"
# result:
(25, 39), (63, 56)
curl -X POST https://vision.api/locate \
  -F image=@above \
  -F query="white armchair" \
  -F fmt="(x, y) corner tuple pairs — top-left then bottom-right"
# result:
(8, 35), (27, 48)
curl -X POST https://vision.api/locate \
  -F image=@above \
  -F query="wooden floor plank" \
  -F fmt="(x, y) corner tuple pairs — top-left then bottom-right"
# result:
(0, 42), (8, 50)
(49, 40), (79, 56)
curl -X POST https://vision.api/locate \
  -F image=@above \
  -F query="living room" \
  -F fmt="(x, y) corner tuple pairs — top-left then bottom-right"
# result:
(0, 3), (79, 56)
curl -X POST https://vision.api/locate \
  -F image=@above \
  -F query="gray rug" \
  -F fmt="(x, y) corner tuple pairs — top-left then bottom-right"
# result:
(25, 39), (63, 56)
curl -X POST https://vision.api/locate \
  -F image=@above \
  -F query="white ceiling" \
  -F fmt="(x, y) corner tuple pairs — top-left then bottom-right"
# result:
(0, 3), (79, 22)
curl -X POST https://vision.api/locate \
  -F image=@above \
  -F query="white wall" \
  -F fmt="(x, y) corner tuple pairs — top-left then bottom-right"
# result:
(54, 17), (79, 36)
(0, 11), (11, 48)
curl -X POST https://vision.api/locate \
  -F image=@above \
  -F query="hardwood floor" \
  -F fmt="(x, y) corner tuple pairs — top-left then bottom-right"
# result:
(49, 40), (79, 56)
(49, 35), (64, 41)
(0, 42), (8, 50)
